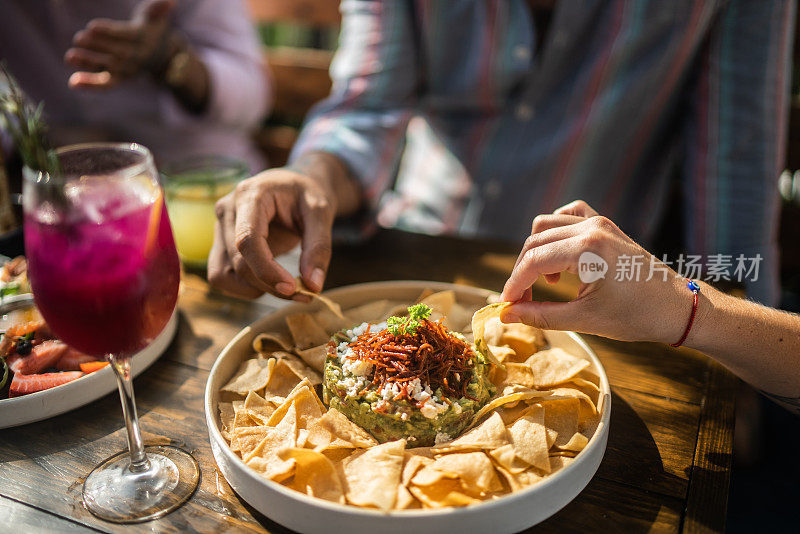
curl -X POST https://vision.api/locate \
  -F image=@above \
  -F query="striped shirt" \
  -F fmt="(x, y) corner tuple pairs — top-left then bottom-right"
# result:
(291, 0), (795, 304)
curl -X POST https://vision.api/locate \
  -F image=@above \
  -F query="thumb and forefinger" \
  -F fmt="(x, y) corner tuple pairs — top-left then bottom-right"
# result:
(500, 236), (588, 331)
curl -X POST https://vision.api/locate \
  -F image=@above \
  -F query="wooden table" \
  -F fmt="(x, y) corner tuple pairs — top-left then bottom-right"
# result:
(0, 230), (736, 533)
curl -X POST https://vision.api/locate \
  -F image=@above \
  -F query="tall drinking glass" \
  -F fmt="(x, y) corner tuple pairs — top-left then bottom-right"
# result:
(22, 143), (199, 523)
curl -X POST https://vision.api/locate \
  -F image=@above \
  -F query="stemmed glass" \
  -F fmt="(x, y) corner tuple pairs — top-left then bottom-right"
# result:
(22, 143), (199, 523)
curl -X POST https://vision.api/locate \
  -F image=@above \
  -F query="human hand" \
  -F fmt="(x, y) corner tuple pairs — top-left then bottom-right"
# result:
(500, 200), (693, 344)
(207, 168), (336, 300)
(65, 0), (176, 90)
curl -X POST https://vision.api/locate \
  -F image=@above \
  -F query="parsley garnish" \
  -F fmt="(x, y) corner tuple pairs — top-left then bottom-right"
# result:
(387, 304), (432, 335)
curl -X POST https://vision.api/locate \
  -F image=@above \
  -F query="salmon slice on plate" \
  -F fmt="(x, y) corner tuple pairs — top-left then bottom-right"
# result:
(9, 371), (84, 397)
(9, 340), (69, 375)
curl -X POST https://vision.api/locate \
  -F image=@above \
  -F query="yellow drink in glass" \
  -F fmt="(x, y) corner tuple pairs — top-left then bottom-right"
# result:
(162, 157), (247, 267)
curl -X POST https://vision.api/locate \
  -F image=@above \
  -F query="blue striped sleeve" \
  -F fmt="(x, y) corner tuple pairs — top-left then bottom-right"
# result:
(289, 0), (417, 212)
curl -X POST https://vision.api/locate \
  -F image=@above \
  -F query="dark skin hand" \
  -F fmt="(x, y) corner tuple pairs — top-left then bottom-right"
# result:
(207, 151), (361, 300)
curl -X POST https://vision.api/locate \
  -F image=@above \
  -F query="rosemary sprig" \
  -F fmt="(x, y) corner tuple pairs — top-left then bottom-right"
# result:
(0, 63), (60, 176)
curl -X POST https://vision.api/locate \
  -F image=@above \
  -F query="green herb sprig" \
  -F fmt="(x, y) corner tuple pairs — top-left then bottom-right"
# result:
(0, 63), (60, 175)
(387, 303), (432, 335)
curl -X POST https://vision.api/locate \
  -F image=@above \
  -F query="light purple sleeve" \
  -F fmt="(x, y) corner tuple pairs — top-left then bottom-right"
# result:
(162, 0), (272, 129)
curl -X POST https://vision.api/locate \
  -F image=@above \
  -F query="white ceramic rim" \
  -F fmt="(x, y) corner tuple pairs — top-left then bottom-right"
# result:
(205, 280), (611, 518)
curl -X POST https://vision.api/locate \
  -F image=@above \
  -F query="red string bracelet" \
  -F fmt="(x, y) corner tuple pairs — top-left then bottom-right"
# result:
(671, 279), (700, 348)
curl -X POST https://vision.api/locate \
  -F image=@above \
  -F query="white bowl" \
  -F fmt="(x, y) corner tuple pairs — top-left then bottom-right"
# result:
(0, 302), (178, 429)
(205, 281), (611, 534)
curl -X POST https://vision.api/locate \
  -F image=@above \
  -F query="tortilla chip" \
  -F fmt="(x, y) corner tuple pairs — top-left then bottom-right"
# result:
(548, 386), (597, 422)
(579, 413), (602, 440)
(412, 452), (502, 494)
(405, 446), (435, 459)
(471, 303), (509, 367)
(263, 357), (302, 398)
(244, 401), (298, 463)
(493, 464), (520, 491)
(345, 300), (392, 325)
(314, 308), (350, 335)
(402, 454), (433, 486)
(218, 390), (245, 403)
(278, 448), (345, 503)
(267, 381), (325, 430)
(317, 408), (379, 448)
(497, 402), (531, 425)
(467, 389), (556, 430)
(415, 288), (436, 302)
(222, 356), (271, 395)
(231, 406), (257, 437)
(274, 351), (322, 385)
(285, 312), (330, 350)
(515, 468), (545, 490)
(549, 451), (578, 460)
(540, 398), (580, 448)
(304, 420), (334, 450)
(525, 348), (590, 388)
(570, 376), (601, 394)
(507, 406), (550, 473)
(323, 448), (355, 464)
(557, 432), (589, 453)
(219, 401), (235, 440)
(231, 425), (271, 455)
(294, 277), (345, 319)
(231, 399), (245, 416)
(443, 302), (475, 333)
(242, 390), (276, 425)
(512, 406), (556, 449)
(548, 455), (575, 475)
(408, 478), (481, 508)
(488, 444), (529, 474)
(418, 290), (456, 323)
(395, 484), (419, 509)
(297, 428), (310, 448)
(296, 344), (328, 373)
(482, 316), (545, 361)
(487, 344), (517, 363)
(492, 362), (537, 389)
(246, 454), (295, 483)
(342, 439), (406, 510)
(253, 332), (294, 354)
(432, 412), (508, 452)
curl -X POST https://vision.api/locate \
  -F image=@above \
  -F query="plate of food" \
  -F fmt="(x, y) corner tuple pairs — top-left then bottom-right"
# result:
(0, 294), (178, 428)
(205, 281), (610, 534)
(0, 256), (30, 300)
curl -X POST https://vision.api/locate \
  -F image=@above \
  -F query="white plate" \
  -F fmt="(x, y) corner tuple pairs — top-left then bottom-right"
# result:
(205, 281), (611, 534)
(0, 307), (178, 429)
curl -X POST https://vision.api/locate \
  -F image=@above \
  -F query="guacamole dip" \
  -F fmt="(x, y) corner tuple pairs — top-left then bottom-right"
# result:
(322, 305), (494, 446)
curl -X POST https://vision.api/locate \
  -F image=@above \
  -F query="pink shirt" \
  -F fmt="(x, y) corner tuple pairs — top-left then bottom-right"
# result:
(0, 0), (271, 172)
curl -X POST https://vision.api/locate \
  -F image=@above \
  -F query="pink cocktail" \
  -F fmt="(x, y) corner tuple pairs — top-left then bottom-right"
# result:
(26, 187), (179, 357)
(23, 143), (198, 524)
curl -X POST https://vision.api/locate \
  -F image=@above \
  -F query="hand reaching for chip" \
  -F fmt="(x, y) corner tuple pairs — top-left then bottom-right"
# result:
(500, 200), (689, 344)
(501, 200), (800, 414)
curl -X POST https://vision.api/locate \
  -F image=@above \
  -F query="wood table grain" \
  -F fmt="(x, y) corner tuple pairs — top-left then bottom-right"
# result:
(0, 230), (736, 533)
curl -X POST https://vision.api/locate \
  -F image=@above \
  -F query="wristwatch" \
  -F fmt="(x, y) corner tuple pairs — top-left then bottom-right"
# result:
(164, 46), (192, 89)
